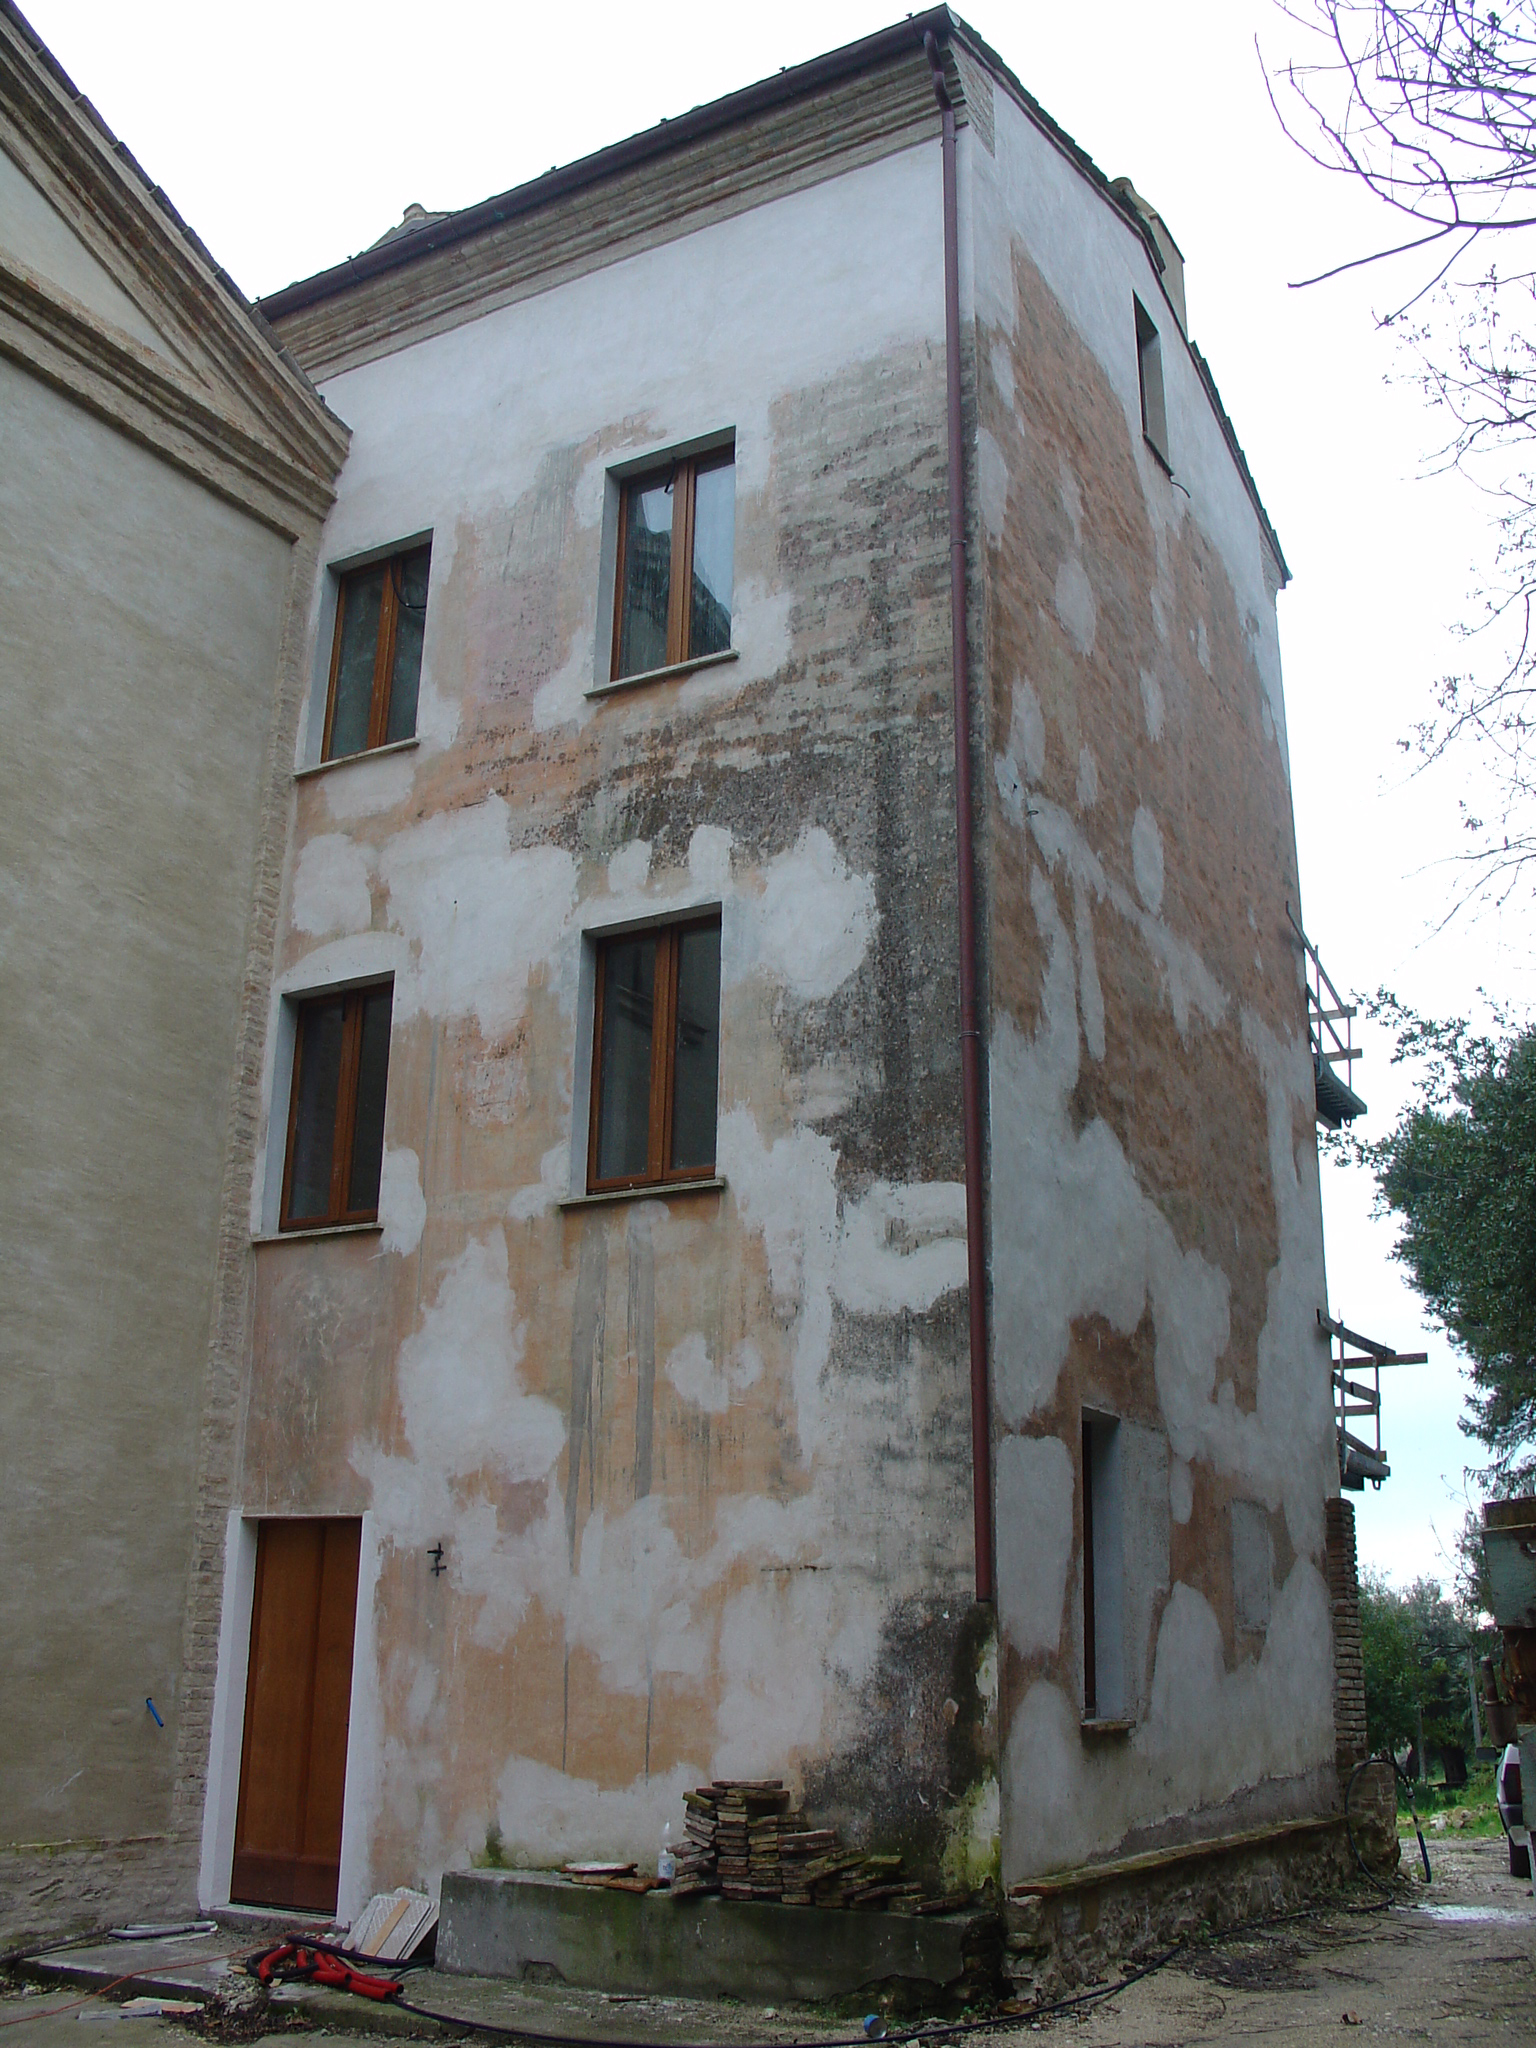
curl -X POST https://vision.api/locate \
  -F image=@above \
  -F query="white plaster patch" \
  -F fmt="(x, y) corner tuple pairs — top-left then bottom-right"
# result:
(1057, 460), (1084, 544)
(995, 1434), (1075, 1656)
(568, 1496), (710, 1692)
(688, 824), (733, 895)
(1169, 1457), (1194, 1524)
(396, 1236), (561, 1486)
(378, 1146), (427, 1256)
(1072, 877), (1105, 1063)
(1009, 678), (1047, 783)
(977, 427), (1009, 542)
(493, 1754), (700, 1871)
(323, 753), (416, 820)
(832, 1181), (967, 1314)
(531, 633), (596, 732)
(1196, 617), (1211, 673)
(1139, 667), (1165, 742)
(707, 579), (792, 692)
(292, 833), (373, 938)
(995, 750), (1027, 832)
(379, 796), (577, 1035)
(1131, 806), (1165, 916)
(355, 1233), (568, 1645)
(989, 337), (1016, 414)
(1054, 556), (1097, 657)
(508, 1144), (568, 1221)
(750, 829), (876, 1002)
(607, 840), (651, 895)
(716, 1110), (838, 1453)
(1075, 747), (1098, 810)
(664, 1333), (763, 1415)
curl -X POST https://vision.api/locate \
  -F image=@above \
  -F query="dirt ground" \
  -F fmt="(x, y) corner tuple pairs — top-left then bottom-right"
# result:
(1, 1838), (1530, 2046)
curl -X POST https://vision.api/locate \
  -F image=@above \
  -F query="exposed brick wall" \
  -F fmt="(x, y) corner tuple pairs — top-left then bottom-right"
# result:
(165, 523), (325, 1903)
(1325, 1496), (1368, 1772)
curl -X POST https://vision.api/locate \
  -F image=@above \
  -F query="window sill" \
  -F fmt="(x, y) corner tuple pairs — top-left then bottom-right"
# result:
(1079, 1717), (1135, 1738)
(559, 1176), (726, 1211)
(587, 648), (738, 700)
(295, 736), (420, 781)
(252, 1221), (384, 1245)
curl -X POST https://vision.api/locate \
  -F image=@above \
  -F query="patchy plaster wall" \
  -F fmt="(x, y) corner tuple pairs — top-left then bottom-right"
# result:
(237, 144), (998, 1914)
(972, 90), (1338, 1883)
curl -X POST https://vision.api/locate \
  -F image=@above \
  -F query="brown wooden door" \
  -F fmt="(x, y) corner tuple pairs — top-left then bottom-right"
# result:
(231, 1518), (361, 1913)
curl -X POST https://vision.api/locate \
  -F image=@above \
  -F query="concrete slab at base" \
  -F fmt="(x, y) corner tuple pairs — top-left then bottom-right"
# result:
(439, 1872), (991, 2005)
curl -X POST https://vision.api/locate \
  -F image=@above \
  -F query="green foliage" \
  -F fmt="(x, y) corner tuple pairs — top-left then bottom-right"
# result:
(1345, 992), (1536, 1491)
(1360, 1571), (1473, 1763)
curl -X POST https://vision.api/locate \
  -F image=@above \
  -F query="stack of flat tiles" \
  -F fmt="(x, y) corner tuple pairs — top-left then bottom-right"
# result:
(665, 1784), (962, 1914)
(778, 1826), (837, 1905)
(714, 1780), (788, 1900)
(670, 1788), (721, 1899)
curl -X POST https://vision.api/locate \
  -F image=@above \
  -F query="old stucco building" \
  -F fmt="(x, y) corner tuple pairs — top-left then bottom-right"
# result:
(0, 0), (346, 1932)
(5, 2), (1354, 1950)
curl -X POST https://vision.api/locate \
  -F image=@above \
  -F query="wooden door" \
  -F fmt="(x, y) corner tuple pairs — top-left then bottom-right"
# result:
(231, 1518), (361, 1913)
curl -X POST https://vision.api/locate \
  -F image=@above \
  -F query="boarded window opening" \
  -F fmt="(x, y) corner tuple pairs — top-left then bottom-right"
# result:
(1134, 298), (1170, 470)
(1082, 1414), (1125, 1721)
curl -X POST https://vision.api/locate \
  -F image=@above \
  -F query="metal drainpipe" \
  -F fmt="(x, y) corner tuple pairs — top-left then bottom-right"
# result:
(925, 29), (994, 1605)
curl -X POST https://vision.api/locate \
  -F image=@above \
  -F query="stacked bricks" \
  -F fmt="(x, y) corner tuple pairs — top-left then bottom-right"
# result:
(1325, 1496), (1368, 1772)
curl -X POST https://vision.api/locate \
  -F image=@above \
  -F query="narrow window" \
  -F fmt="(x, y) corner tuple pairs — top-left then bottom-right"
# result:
(1134, 298), (1170, 470)
(281, 984), (393, 1229)
(1082, 1413), (1125, 1721)
(323, 545), (431, 761)
(612, 451), (734, 681)
(588, 918), (721, 1191)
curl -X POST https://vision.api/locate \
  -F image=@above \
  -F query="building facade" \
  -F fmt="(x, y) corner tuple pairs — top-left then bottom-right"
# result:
(4, 2), (1350, 1943)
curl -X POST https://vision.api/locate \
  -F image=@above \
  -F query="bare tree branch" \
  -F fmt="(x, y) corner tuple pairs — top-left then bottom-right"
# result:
(1269, 4), (1536, 907)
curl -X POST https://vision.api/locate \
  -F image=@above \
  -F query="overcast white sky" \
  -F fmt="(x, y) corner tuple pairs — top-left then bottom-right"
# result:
(23, 0), (1531, 1594)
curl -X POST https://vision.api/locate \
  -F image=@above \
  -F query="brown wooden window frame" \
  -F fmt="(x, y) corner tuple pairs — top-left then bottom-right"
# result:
(279, 983), (393, 1232)
(587, 916), (722, 1195)
(321, 545), (431, 762)
(609, 450), (734, 681)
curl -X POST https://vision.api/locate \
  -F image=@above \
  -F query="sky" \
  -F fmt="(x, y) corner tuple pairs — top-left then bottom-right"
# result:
(21, 0), (1532, 1594)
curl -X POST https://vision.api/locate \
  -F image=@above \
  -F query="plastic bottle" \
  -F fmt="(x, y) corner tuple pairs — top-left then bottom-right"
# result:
(658, 1819), (676, 1885)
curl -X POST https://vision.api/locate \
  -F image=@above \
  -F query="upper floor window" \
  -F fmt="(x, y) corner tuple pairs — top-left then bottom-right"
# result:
(323, 545), (431, 761)
(281, 983), (393, 1230)
(611, 451), (734, 681)
(588, 917), (721, 1192)
(1133, 298), (1170, 471)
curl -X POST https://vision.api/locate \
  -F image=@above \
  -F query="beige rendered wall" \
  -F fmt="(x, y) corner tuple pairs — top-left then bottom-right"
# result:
(0, 356), (290, 1919)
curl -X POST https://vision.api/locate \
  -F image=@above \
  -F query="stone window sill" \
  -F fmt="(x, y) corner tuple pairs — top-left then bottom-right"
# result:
(1080, 1717), (1135, 1738)
(559, 1177), (726, 1211)
(295, 736), (420, 781)
(252, 1222), (384, 1245)
(586, 649), (738, 700)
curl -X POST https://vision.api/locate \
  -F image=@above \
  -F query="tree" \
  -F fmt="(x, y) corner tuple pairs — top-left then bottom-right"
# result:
(1349, 992), (1536, 1487)
(1270, 4), (1536, 902)
(1360, 1571), (1475, 1767)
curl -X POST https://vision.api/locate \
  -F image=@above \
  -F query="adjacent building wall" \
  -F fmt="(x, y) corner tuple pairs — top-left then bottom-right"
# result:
(969, 74), (1338, 1882)
(0, 357), (294, 1923)
(0, 6), (344, 1934)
